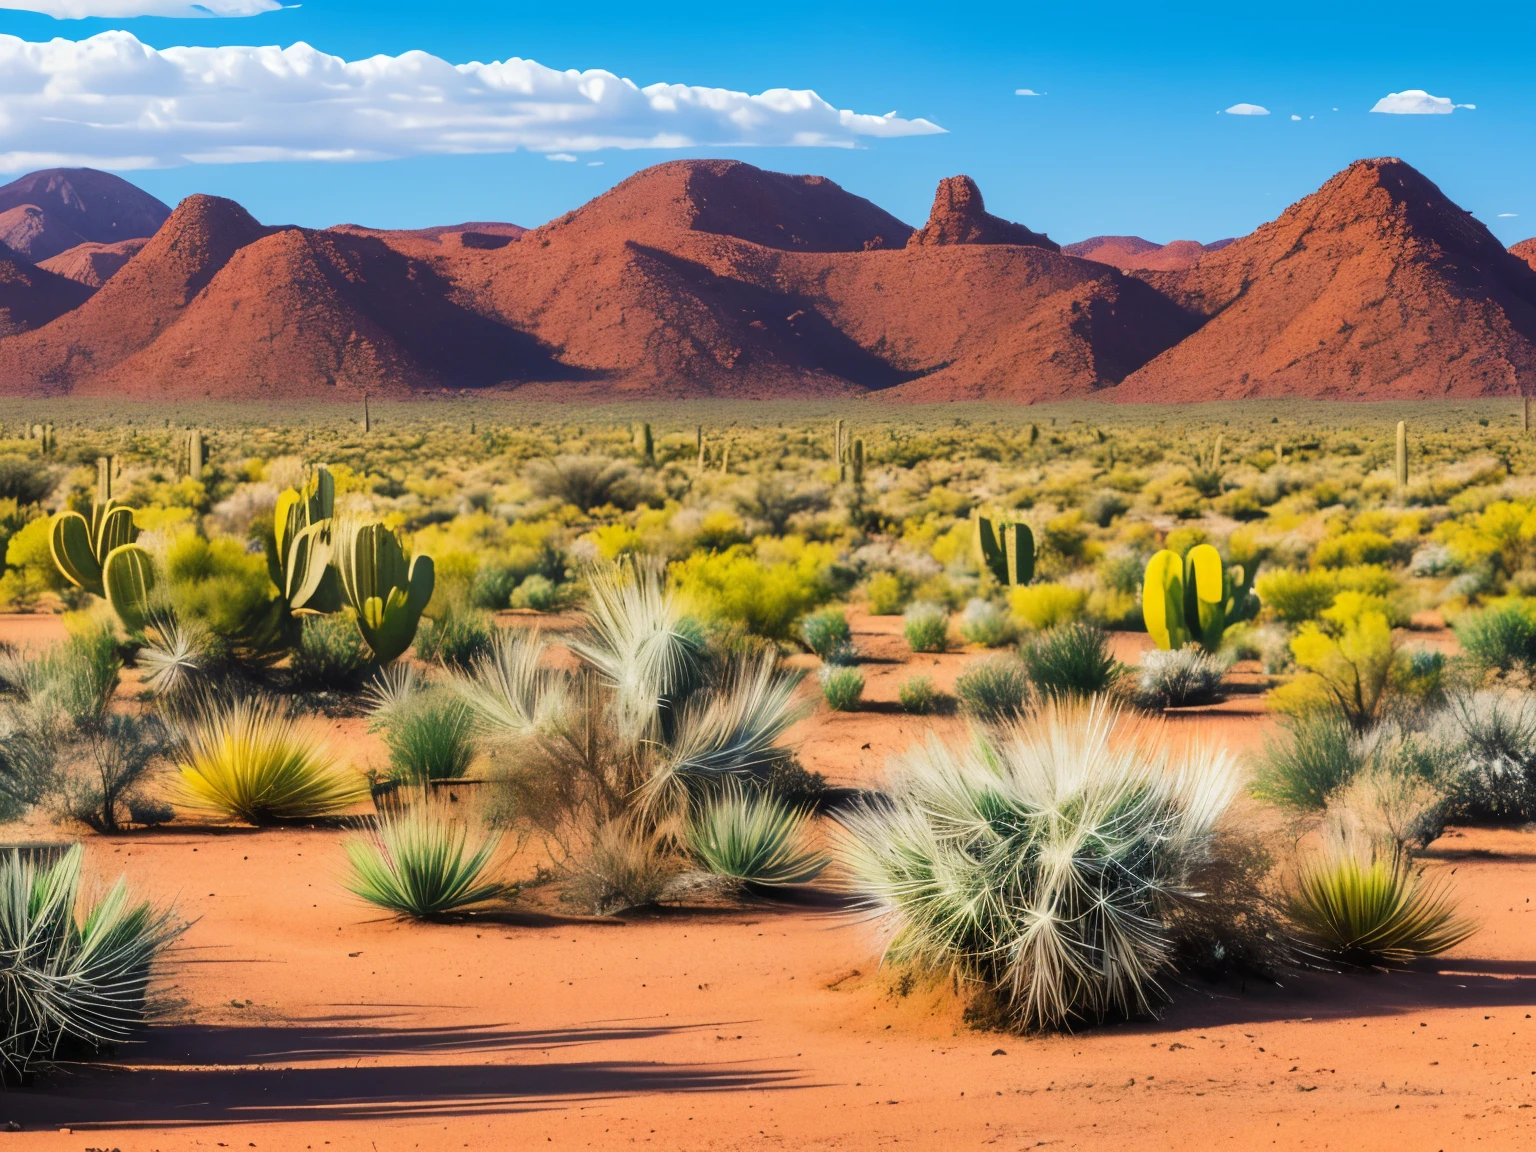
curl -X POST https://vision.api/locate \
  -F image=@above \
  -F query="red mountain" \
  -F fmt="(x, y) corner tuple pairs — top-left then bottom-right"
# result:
(907, 176), (1057, 250)
(1513, 239), (1536, 272)
(1114, 159), (1536, 400)
(39, 238), (148, 288)
(0, 169), (170, 262)
(1064, 235), (1232, 271)
(0, 243), (93, 339)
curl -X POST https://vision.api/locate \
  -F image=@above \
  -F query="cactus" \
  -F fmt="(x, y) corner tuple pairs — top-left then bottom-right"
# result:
(362, 393), (371, 433)
(41, 422), (53, 455)
(270, 465), (340, 615)
(332, 521), (434, 664)
(834, 418), (844, 463)
(188, 429), (205, 481)
(1142, 543), (1258, 652)
(49, 501), (138, 598)
(1525, 395), (1531, 433)
(96, 457), (110, 503)
(635, 422), (655, 465)
(1395, 420), (1407, 489)
(1028, 423), (1039, 447)
(1211, 433), (1223, 472)
(973, 515), (1034, 587)
(102, 543), (156, 632)
(851, 438), (865, 487)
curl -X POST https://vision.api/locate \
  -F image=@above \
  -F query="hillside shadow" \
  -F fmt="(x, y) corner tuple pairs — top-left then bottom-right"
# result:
(8, 1017), (802, 1129)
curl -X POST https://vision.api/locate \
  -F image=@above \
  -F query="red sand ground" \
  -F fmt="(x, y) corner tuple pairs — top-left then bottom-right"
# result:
(0, 611), (1528, 1149)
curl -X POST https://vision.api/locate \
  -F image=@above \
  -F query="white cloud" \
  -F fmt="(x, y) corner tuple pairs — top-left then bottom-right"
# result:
(546, 153), (577, 162)
(1370, 89), (1475, 114)
(1224, 103), (1270, 115)
(0, 31), (945, 171)
(1290, 114), (1301, 120)
(587, 161), (604, 167)
(1015, 88), (1045, 96)
(1499, 212), (1518, 218)
(0, 0), (275, 15)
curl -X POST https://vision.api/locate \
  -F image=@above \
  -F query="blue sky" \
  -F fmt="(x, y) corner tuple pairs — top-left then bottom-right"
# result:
(0, 0), (1529, 245)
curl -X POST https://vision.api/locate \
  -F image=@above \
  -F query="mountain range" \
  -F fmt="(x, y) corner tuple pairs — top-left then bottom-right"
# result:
(0, 158), (1532, 402)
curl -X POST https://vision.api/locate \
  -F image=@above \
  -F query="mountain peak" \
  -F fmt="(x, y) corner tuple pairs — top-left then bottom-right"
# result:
(907, 176), (1058, 251)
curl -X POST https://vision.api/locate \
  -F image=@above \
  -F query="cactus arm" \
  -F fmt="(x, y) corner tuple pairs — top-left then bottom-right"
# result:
(1184, 544), (1227, 652)
(1006, 523), (1035, 586)
(274, 489), (304, 560)
(285, 522), (335, 611)
(96, 506), (138, 557)
(50, 511), (103, 594)
(307, 465), (335, 523)
(974, 515), (1005, 583)
(405, 553), (435, 616)
(102, 543), (156, 632)
(1142, 549), (1188, 650)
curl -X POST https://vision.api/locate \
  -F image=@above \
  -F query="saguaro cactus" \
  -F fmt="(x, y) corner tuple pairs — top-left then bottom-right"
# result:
(635, 422), (655, 466)
(333, 520), (435, 664)
(49, 501), (138, 598)
(973, 515), (1034, 587)
(1395, 421), (1408, 489)
(851, 438), (865, 487)
(362, 393), (371, 433)
(95, 457), (111, 503)
(188, 429), (206, 481)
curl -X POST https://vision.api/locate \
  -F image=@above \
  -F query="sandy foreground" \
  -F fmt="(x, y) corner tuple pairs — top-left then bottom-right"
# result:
(0, 614), (1532, 1151)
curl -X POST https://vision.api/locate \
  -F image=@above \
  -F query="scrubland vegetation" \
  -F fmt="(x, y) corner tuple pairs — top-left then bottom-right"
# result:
(1, 396), (1535, 1072)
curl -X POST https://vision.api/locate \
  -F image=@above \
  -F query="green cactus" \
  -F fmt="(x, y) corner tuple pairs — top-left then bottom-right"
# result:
(362, 393), (371, 433)
(188, 428), (205, 481)
(102, 543), (156, 632)
(269, 465), (340, 615)
(1395, 420), (1408, 489)
(49, 501), (138, 598)
(1143, 544), (1258, 652)
(333, 520), (435, 664)
(95, 457), (110, 503)
(635, 422), (655, 466)
(851, 438), (865, 487)
(973, 515), (1034, 587)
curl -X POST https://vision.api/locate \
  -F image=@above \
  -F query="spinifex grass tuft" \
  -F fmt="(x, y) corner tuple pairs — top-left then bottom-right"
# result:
(346, 802), (505, 918)
(686, 785), (827, 886)
(176, 696), (365, 824)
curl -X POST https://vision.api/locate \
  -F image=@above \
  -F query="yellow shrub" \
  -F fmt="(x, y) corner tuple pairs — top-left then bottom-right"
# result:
(671, 538), (837, 640)
(866, 572), (908, 616)
(0, 515), (64, 606)
(1271, 592), (1398, 726)
(1311, 530), (1394, 569)
(1009, 583), (1087, 630)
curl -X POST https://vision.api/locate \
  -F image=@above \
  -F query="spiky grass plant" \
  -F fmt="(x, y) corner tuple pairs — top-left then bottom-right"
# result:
(819, 665), (864, 711)
(176, 696), (365, 824)
(954, 657), (1030, 722)
(137, 615), (209, 701)
(0, 845), (182, 1077)
(383, 692), (478, 786)
(897, 675), (940, 715)
(1019, 622), (1120, 699)
(800, 608), (855, 664)
(958, 598), (1016, 648)
(1251, 710), (1363, 809)
(686, 785), (827, 886)
(1429, 691), (1536, 821)
(1453, 601), (1536, 674)
(902, 602), (949, 653)
(362, 662), (421, 730)
(449, 629), (568, 742)
(1289, 831), (1475, 966)
(414, 606), (496, 671)
(345, 801), (504, 918)
(1133, 647), (1230, 710)
(834, 698), (1237, 1031)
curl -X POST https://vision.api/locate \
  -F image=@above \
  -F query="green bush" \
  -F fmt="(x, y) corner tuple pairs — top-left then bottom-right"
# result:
(819, 665), (864, 711)
(510, 574), (559, 611)
(955, 657), (1029, 721)
(414, 606), (495, 670)
(1454, 600), (1536, 673)
(346, 802), (504, 918)
(288, 613), (372, 692)
(384, 693), (478, 785)
(671, 540), (837, 641)
(800, 608), (854, 663)
(958, 598), (1015, 648)
(1432, 692), (1536, 821)
(903, 602), (949, 653)
(1252, 711), (1361, 809)
(897, 675), (941, 715)
(1019, 623), (1120, 699)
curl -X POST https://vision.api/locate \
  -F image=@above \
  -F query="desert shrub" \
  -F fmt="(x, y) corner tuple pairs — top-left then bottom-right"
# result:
(1084, 491), (1129, 528)
(0, 846), (182, 1078)
(1270, 593), (1397, 729)
(161, 531), (279, 658)
(685, 785), (827, 886)
(958, 598), (1015, 648)
(1326, 764), (1448, 856)
(176, 697), (364, 824)
(287, 613), (372, 693)
(566, 820), (678, 915)
(1454, 600), (1536, 674)
(865, 572), (909, 616)
(1252, 711), (1362, 809)
(1430, 692), (1536, 821)
(898, 675), (940, 715)
(734, 476), (830, 534)
(414, 606), (495, 670)
(1288, 832), (1475, 966)
(902, 602), (949, 653)
(819, 665), (865, 712)
(469, 563), (521, 610)
(1008, 583), (1087, 631)
(1019, 623), (1120, 700)
(0, 455), (56, 506)
(384, 693), (478, 785)
(345, 801), (504, 918)
(56, 714), (169, 834)
(510, 574), (560, 611)
(1254, 568), (1337, 624)
(671, 540), (837, 641)
(834, 699), (1238, 1031)
(0, 515), (68, 606)
(1133, 647), (1229, 710)
(2, 626), (122, 729)
(955, 657), (1030, 721)
(800, 608), (854, 663)
(525, 455), (640, 512)
(1312, 530), (1394, 569)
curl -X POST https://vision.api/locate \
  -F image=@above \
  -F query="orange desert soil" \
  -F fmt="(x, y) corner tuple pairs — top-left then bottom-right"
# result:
(0, 613), (1532, 1150)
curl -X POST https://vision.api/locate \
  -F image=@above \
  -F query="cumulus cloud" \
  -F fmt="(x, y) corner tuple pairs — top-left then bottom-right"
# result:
(1224, 103), (1270, 115)
(0, 0), (275, 15)
(0, 31), (945, 171)
(1370, 89), (1475, 114)
(1015, 88), (1045, 96)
